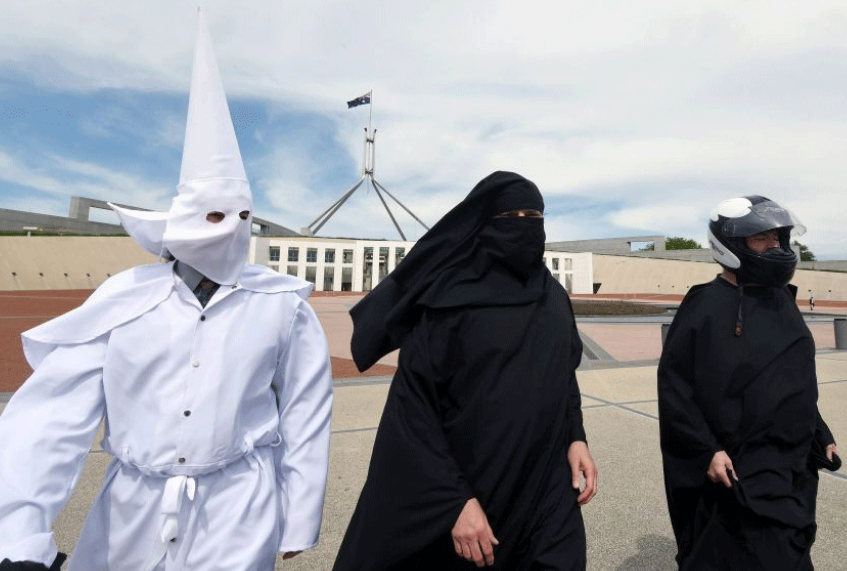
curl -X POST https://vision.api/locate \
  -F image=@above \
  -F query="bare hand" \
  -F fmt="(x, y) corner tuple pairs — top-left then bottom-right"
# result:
(282, 551), (302, 560)
(567, 441), (598, 506)
(452, 498), (499, 567)
(826, 443), (838, 462)
(707, 451), (737, 488)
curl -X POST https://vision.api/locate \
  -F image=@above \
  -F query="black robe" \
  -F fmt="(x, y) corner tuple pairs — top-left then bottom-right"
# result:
(333, 282), (587, 571)
(658, 278), (836, 571)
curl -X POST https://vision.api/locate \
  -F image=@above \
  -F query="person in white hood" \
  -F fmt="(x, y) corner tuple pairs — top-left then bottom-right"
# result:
(0, 10), (332, 571)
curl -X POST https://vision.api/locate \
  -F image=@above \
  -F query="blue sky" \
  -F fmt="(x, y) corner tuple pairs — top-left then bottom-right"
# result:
(1, 1), (847, 258)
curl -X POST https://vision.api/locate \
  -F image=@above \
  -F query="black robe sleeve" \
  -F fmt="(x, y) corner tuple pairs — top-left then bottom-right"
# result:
(332, 310), (474, 571)
(658, 290), (722, 550)
(658, 295), (722, 483)
(382, 309), (475, 503)
(567, 315), (586, 444)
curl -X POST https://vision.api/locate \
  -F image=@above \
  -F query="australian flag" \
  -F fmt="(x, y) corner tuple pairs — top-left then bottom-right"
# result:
(347, 92), (371, 108)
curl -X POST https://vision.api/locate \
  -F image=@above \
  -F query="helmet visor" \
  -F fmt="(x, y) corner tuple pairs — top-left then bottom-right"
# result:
(721, 199), (806, 238)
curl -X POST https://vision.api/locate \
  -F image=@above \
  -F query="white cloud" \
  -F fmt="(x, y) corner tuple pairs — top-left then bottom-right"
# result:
(0, 147), (173, 212)
(2, 1), (847, 257)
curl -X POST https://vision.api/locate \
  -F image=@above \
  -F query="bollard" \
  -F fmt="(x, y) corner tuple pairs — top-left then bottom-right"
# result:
(661, 323), (671, 346)
(835, 318), (847, 350)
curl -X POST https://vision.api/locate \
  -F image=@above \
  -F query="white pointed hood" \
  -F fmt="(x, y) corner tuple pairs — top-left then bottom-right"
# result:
(111, 8), (252, 285)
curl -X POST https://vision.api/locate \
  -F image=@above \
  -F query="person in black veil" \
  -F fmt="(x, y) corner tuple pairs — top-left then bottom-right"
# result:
(333, 171), (598, 570)
(658, 195), (839, 571)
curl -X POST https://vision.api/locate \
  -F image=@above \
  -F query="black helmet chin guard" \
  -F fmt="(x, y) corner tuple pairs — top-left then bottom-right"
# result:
(708, 195), (805, 287)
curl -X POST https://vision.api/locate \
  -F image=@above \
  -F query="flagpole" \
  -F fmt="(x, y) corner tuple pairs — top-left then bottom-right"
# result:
(306, 90), (429, 239)
(368, 89), (373, 135)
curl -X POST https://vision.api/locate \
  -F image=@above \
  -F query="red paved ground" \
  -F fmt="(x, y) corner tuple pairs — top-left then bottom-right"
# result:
(0, 291), (92, 392)
(571, 292), (847, 310)
(0, 290), (391, 393)
(5, 289), (841, 393)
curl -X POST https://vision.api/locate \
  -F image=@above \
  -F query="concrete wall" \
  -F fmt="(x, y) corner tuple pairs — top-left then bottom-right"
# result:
(609, 249), (847, 268)
(1, 236), (841, 299)
(547, 235), (666, 256)
(799, 260), (847, 272)
(0, 208), (126, 235)
(543, 251), (593, 294)
(593, 254), (847, 300)
(0, 236), (157, 290)
(624, 248), (715, 262)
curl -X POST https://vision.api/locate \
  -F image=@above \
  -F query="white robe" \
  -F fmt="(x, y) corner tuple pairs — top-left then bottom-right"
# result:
(0, 262), (333, 570)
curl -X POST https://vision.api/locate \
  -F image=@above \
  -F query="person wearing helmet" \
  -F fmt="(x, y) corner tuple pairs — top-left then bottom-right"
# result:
(658, 195), (838, 570)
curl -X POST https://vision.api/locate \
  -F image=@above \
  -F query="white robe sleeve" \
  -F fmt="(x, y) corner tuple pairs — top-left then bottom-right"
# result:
(273, 299), (333, 553)
(0, 335), (107, 565)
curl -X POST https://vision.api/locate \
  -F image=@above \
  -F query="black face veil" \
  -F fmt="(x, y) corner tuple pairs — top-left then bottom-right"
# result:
(350, 171), (551, 371)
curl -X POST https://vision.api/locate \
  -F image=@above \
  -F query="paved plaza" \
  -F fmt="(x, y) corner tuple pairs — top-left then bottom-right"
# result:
(1, 294), (845, 570)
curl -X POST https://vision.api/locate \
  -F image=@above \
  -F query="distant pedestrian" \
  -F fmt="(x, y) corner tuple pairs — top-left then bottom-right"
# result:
(809, 294), (815, 311)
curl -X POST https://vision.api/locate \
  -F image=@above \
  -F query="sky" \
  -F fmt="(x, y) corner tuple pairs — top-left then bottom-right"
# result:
(1, 0), (846, 258)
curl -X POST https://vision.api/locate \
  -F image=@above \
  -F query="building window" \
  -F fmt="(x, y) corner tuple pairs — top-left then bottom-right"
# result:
(325, 249), (335, 263)
(305, 266), (316, 285)
(287, 265), (298, 277)
(543, 257), (547, 266)
(565, 274), (573, 292)
(552, 258), (559, 270)
(323, 266), (334, 290)
(269, 246), (280, 262)
(341, 267), (353, 291)
(564, 258), (573, 270)
(363, 247), (374, 291)
(553, 273), (560, 282)
(378, 247), (390, 281)
(395, 247), (405, 266)
(287, 247), (299, 262)
(342, 249), (354, 264)
(306, 248), (318, 263)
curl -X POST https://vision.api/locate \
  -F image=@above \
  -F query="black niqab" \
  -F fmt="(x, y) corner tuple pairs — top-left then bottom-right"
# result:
(334, 172), (588, 570)
(350, 171), (549, 371)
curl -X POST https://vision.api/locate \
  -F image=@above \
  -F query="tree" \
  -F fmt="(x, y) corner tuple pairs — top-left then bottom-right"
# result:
(792, 241), (816, 262)
(665, 236), (703, 250)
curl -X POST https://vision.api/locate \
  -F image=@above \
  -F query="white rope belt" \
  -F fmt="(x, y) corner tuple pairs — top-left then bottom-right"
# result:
(141, 475), (197, 571)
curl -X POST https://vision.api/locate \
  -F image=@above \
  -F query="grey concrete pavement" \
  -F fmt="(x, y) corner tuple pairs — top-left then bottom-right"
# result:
(1, 295), (844, 570)
(35, 351), (846, 570)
